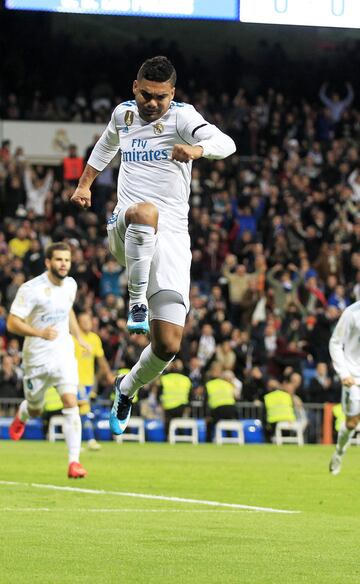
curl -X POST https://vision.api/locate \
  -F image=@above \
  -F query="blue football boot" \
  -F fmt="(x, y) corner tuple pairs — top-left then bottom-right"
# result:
(127, 304), (150, 335)
(109, 376), (132, 435)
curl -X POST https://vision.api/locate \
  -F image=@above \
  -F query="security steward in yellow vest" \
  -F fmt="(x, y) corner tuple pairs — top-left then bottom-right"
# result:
(205, 362), (238, 442)
(263, 378), (296, 442)
(42, 386), (64, 436)
(158, 359), (192, 439)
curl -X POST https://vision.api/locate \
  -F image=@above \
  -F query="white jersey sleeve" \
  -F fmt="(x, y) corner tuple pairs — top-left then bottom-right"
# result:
(88, 107), (121, 171)
(10, 283), (37, 320)
(176, 105), (236, 159)
(329, 306), (354, 379)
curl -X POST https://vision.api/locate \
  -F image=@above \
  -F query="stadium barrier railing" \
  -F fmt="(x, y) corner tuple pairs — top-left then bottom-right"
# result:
(0, 398), (331, 444)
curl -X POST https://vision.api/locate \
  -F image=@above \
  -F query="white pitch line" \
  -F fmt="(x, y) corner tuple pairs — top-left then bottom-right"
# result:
(1, 508), (51, 512)
(0, 508), (280, 514)
(0, 481), (300, 514)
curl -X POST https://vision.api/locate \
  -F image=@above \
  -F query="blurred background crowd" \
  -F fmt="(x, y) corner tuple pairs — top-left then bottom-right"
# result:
(1, 20), (360, 441)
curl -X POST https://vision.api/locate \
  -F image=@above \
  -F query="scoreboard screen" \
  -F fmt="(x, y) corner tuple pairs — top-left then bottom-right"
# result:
(4, 0), (239, 20)
(240, 0), (360, 29)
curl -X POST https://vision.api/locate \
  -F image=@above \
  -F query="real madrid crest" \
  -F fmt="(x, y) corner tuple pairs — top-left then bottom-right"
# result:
(153, 122), (164, 135)
(44, 287), (51, 297)
(124, 110), (134, 127)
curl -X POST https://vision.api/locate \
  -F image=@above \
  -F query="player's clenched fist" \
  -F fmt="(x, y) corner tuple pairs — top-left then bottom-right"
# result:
(171, 144), (203, 163)
(40, 326), (58, 341)
(70, 187), (92, 209)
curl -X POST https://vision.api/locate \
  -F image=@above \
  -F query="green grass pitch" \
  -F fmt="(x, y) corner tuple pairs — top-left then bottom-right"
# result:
(1, 441), (359, 584)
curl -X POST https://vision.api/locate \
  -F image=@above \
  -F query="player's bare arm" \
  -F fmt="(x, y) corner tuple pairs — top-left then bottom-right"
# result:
(7, 313), (57, 340)
(97, 355), (115, 385)
(171, 144), (204, 163)
(69, 309), (91, 353)
(70, 164), (100, 208)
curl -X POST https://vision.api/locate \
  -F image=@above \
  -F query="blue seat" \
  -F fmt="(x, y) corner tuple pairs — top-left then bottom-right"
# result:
(0, 417), (12, 439)
(94, 418), (112, 441)
(24, 418), (45, 440)
(240, 419), (265, 443)
(145, 419), (166, 442)
(196, 419), (206, 443)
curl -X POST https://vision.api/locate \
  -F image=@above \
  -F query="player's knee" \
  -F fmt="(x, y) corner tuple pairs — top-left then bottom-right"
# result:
(152, 338), (181, 361)
(61, 394), (78, 409)
(28, 408), (41, 418)
(346, 416), (359, 430)
(126, 202), (159, 228)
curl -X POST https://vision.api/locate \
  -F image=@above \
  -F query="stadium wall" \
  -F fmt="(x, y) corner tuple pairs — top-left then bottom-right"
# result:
(0, 120), (106, 164)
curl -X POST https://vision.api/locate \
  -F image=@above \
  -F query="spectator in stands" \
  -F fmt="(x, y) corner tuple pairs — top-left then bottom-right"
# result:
(24, 165), (53, 216)
(0, 354), (22, 399)
(241, 366), (267, 403)
(8, 226), (31, 259)
(266, 263), (303, 318)
(327, 284), (351, 311)
(215, 339), (237, 372)
(319, 82), (354, 124)
(307, 362), (341, 404)
(23, 239), (45, 277)
(222, 255), (251, 325)
(63, 144), (84, 186)
(197, 323), (216, 368)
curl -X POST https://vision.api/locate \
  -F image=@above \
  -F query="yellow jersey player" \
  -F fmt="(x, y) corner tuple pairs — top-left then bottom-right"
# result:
(73, 312), (114, 450)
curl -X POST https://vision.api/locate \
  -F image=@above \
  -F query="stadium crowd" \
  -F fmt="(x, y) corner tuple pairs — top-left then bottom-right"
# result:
(2, 40), (360, 440)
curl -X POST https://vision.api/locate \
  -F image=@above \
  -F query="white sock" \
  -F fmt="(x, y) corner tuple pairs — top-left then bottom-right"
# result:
(120, 344), (173, 398)
(18, 400), (29, 423)
(336, 422), (356, 455)
(125, 224), (156, 309)
(62, 407), (82, 464)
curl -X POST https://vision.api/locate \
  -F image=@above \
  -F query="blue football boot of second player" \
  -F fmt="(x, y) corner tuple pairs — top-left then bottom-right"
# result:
(127, 304), (150, 335)
(109, 376), (133, 435)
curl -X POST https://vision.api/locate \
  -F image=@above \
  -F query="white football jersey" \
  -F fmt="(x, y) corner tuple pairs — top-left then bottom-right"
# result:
(88, 100), (236, 233)
(329, 301), (360, 381)
(10, 272), (77, 369)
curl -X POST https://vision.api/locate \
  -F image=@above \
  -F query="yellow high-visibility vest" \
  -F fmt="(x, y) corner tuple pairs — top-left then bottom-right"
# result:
(160, 373), (191, 411)
(206, 378), (235, 410)
(43, 386), (63, 412)
(332, 403), (345, 432)
(264, 390), (296, 423)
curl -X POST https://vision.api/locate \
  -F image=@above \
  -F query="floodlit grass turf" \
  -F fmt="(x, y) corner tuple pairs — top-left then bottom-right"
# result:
(1, 441), (359, 584)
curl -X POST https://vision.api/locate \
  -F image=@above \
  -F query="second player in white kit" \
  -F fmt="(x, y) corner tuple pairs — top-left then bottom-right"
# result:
(71, 56), (236, 435)
(329, 300), (360, 474)
(7, 242), (89, 478)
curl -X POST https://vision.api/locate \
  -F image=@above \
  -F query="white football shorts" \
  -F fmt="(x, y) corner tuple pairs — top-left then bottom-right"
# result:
(23, 359), (78, 410)
(342, 384), (360, 418)
(107, 205), (191, 324)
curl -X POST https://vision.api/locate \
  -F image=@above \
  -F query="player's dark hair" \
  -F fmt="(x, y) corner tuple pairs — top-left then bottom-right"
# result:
(137, 56), (177, 86)
(45, 242), (71, 259)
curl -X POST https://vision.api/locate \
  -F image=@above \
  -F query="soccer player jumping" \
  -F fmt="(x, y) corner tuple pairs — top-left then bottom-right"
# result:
(71, 56), (236, 435)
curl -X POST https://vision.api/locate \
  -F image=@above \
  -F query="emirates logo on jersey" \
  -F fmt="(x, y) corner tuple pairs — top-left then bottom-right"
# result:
(125, 111), (134, 127)
(153, 122), (164, 135)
